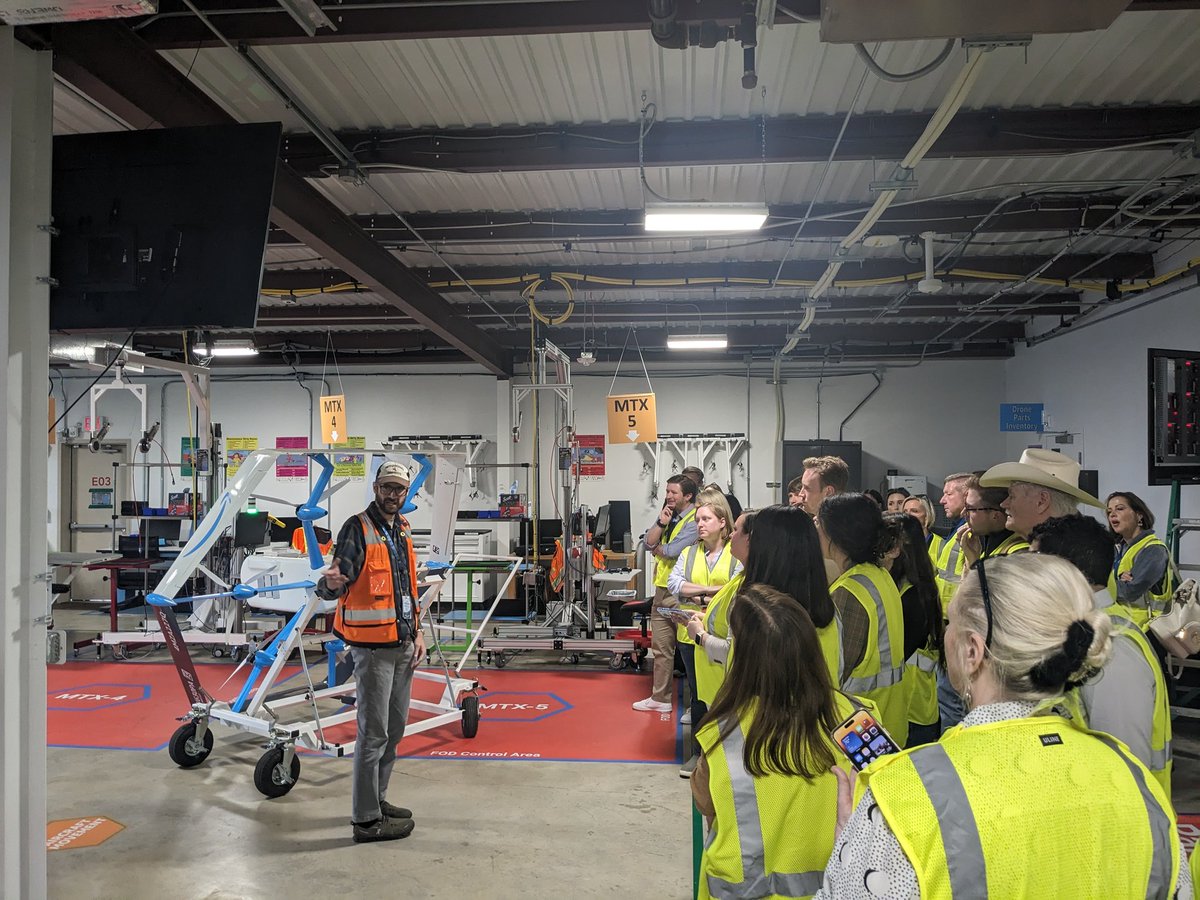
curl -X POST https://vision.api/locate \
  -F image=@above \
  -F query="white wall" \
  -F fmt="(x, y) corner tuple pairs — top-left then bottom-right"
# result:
(50, 357), (1010, 553)
(558, 360), (1008, 535)
(1004, 241), (1200, 526)
(65, 303), (1200, 555)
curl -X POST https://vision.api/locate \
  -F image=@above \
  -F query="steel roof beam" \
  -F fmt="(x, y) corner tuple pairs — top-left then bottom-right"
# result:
(265, 197), (1192, 246)
(163, 321), (1027, 351)
(261, 254), (1154, 292)
(123, 0), (1198, 48)
(130, 0), (812, 48)
(49, 20), (513, 377)
(275, 106), (1200, 176)
(252, 292), (1084, 325)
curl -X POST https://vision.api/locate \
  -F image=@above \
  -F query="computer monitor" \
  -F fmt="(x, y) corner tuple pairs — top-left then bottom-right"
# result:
(269, 515), (303, 544)
(517, 518), (563, 556)
(234, 511), (271, 548)
(143, 518), (182, 544)
(593, 504), (611, 550)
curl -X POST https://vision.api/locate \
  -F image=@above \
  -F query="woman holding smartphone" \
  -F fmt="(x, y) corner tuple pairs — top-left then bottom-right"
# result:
(689, 505), (838, 706)
(817, 493), (909, 747)
(668, 488), (740, 778)
(692, 583), (863, 900)
(817, 554), (1189, 899)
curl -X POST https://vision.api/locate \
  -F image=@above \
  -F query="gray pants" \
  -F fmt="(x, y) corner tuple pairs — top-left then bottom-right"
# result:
(351, 642), (415, 824)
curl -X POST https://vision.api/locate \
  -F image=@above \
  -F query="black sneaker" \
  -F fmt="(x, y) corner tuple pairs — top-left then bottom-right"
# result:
(380, 801), (413, 820)
(352, 817), (415, 843)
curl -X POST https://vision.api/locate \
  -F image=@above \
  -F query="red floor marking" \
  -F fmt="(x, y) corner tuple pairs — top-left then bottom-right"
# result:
(46, 661), (303, 752)
(47, 662), (683, 763)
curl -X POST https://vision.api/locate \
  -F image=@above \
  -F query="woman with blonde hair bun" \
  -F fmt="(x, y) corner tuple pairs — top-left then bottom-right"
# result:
(816, 553), (1189, 899)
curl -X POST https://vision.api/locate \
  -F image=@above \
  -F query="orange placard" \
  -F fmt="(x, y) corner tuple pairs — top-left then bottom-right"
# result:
(320, 394), (347, 445)
(606, 392), (657, 445)
(46, 816), (125, 850)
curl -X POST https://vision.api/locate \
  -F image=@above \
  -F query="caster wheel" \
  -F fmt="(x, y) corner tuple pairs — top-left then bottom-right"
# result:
(212, 646), (226, 658)
(168, 721), (214, 768)
(461, 695), (480, 738)
(495, 653), (507, 669)
(254, 747), (301, 798)
(609, 654), (627, 671)
(231, 646), (246, 663)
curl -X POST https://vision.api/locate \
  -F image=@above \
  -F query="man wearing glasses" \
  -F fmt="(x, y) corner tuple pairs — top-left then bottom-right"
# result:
(956, 477), (1030, 569)
(319, 460), (425, 843)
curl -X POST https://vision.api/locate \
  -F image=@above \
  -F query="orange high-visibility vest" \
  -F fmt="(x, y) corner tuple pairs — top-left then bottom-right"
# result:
(333, 513), (420, 645)
(292, 527), (333, 555)
(550, 538), (605, 592)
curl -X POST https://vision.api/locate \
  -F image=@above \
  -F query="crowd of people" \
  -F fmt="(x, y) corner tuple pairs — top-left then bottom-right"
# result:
(636, 449), (1188, 898)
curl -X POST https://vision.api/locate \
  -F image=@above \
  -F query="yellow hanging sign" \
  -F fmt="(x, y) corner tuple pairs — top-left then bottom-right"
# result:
(606, 392), (657, 444)
(320, 394), (347, 445)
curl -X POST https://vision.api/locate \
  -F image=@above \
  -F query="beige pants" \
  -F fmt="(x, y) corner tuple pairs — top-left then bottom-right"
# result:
(649, 585), (678, 703)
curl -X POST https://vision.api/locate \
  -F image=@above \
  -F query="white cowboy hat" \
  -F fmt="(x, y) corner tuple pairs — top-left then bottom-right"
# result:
(979, 448), (1103, 508)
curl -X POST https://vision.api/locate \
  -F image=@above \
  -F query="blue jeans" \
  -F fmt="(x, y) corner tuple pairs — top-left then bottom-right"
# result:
(350, 642), (415, 824)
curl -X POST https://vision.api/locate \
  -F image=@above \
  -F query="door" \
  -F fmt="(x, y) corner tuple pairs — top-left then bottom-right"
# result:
(60, 441), (130, 600)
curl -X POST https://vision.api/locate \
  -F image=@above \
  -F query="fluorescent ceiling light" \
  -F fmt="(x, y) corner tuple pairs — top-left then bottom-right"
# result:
(667, 334), (729, 350)
(193, 340), (259, 358)
(644, 203), (768, 233)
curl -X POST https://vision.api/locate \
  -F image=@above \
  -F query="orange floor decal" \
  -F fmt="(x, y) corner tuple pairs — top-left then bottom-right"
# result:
(46, 816), (125, 850)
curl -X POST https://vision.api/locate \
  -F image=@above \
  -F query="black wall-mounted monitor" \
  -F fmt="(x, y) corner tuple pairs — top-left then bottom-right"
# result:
(50, 123), (281, 331)
(1148, 348), (1200, 485)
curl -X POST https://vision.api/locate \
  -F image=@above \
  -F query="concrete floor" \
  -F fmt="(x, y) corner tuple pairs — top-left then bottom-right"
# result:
(46, 610), (692, 899)
(45, 606), (1200, 898)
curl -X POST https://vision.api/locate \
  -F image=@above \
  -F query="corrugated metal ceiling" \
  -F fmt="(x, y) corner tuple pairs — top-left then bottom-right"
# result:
(161, 11), (1200, 130)
(306, 147), (1193, 216)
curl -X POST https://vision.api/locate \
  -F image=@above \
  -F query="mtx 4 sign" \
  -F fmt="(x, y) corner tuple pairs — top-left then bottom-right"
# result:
(48, 683), (150, 711)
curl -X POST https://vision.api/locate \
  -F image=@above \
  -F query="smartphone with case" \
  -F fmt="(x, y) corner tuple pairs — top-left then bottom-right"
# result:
(656, 606), (694, 624)
(831, 708), (902, 771)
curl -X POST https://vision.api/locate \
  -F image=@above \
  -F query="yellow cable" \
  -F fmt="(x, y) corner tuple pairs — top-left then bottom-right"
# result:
(263, 258), (1200, 301)
(523, 274), (575, 325)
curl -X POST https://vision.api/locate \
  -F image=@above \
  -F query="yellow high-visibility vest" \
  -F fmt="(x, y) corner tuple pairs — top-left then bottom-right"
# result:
(695, 573), (840, 704)
(933, 534), (964, 614)
(675, 541), (737, 645)
(1108, 532), (1174, 628)
(864, 714), (1178, 899)
(1063, 602), (1173, 797)
(653, 507), (697, 589)
(831, 562), (909, 747)
(697, 692), (862, 900)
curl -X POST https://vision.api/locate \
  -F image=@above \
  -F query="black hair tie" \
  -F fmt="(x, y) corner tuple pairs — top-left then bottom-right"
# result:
(1029, 619), (1096, 691)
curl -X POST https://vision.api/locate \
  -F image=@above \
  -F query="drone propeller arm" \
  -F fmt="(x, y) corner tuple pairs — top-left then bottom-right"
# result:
(400, 453), (434, 515)
(299, 453), (335, 571)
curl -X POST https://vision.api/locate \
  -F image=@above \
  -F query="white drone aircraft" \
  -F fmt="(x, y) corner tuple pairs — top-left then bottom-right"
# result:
(148, 447), (519, 797)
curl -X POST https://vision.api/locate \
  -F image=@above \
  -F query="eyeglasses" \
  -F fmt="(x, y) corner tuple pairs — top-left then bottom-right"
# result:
(376, 483), (409, 496)
(964, 506), (1004, 514)
(974, 558), (994, 648)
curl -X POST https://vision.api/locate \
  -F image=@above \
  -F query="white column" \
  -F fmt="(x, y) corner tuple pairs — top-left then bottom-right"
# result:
(0, 28), (52, 900)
